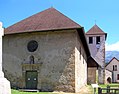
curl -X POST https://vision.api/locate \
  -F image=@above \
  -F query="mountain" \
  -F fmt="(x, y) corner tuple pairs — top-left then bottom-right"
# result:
(105, 51), (119, 63)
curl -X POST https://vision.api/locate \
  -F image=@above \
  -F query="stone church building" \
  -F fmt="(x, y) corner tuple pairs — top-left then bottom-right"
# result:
(3, 8), (98, 93)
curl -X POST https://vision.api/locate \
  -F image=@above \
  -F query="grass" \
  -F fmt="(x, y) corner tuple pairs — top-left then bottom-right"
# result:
(12, 85), (93, 94)
(11, 83), (119, 94)
(99, 83), (119, 87)
(11, 89), (53, 94)
(88, 85), (93, 93)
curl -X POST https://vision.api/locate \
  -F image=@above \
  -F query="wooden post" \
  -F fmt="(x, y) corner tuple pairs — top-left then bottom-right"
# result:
(91, 84), (99, 94)
(107, 85), (110, 94)
(98, 87), (102, 94)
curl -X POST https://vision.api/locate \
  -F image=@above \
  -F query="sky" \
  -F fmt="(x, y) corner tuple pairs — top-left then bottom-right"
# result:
(0, 0), (119, 51)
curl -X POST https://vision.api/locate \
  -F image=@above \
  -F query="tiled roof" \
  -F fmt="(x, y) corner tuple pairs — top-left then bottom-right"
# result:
(86, 24), (106, 35)
(5, 7), (81, 34)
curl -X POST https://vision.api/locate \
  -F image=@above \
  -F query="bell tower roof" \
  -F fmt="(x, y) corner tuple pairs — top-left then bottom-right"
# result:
(86, 24), (107, 39)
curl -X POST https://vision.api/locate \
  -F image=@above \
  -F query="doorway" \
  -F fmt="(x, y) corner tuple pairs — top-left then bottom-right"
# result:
(26, 71), (38, 89)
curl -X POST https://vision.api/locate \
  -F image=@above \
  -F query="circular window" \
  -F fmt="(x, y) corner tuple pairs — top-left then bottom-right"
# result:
(27, 40), (38, 52)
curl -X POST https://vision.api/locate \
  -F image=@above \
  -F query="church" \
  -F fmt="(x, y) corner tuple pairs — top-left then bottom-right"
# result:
(3, 8), (99, 93)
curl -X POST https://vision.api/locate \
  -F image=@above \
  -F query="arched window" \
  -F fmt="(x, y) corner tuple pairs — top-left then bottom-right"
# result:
(29, 55), (35, 64)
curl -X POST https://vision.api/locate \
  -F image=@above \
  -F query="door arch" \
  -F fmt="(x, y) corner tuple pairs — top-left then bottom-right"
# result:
(107, 77), (111, 83)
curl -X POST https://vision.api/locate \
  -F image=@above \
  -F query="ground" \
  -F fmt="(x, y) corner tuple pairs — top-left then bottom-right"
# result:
(12, 85), (93, 94)
(52, 85), (92, 94)
(78, 85), (93, 94)
(12, 83), (119, 94)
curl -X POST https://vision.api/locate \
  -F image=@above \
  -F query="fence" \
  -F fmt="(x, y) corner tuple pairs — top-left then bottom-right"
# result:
(98, 85), (119, 94)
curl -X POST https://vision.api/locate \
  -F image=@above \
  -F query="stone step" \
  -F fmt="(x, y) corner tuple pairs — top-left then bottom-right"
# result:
(19, 89), (39, 92)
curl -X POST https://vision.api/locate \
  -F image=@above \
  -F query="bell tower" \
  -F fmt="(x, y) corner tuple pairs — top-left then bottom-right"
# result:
(86, 24), (107, 84)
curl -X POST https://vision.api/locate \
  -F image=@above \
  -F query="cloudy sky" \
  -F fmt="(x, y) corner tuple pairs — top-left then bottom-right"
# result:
(106, 42), (119, 51)
(0, 0), (119, 51)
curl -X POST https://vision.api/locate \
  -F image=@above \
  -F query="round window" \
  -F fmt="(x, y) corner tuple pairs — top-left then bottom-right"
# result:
(27, 40), (38, 52)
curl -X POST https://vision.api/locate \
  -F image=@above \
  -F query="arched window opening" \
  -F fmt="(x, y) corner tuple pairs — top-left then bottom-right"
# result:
(29, 55), (35, 64)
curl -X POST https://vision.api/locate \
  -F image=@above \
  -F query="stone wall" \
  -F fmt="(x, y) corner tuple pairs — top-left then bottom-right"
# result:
(88, 67), (97, 84)
(3, 30), (76, 92)
(3, 29), (89, 92)
(75, 31), (87, 92)
(105, 69), (112, 84)
(86, 35), (105, 59)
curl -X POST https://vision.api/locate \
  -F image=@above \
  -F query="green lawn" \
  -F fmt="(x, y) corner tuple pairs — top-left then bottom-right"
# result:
(11, 84), (119, 94)
(11, 85), (93, 94)
(99, 83), (119, 87)
(11, 89), (53, 94)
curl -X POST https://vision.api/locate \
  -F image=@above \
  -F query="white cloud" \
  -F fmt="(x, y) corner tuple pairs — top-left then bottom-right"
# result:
(106, 41), (119, 51)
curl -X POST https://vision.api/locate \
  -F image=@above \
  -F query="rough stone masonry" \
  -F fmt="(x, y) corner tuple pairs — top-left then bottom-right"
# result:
(0, 22), (11, 94)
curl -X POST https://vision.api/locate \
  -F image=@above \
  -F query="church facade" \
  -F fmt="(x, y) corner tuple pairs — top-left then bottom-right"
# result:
(3, 8), (92, 92)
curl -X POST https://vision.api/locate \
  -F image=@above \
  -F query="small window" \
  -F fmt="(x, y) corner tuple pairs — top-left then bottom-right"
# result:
(113, 65), (115, 71)
(117, 74), (119, 80)
(89, 37), (93, 44)
(83, 54), (85, 64)
(113, 65), (117, 71)
(96, 36), (100, 44)
(80, 47), (81, 60)
(115, 65), (117, 71)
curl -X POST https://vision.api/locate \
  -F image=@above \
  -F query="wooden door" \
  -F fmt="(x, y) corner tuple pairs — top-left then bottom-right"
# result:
(26, 71), (38, 89)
